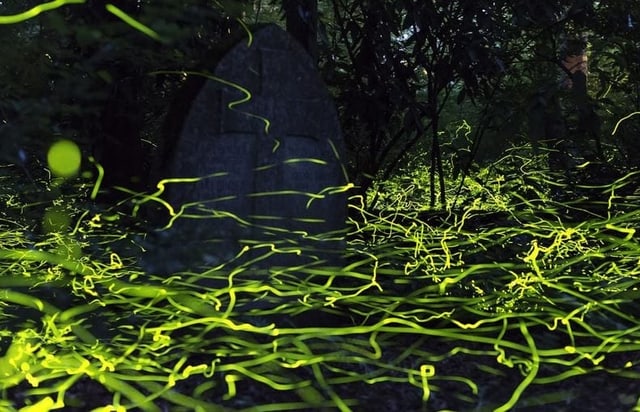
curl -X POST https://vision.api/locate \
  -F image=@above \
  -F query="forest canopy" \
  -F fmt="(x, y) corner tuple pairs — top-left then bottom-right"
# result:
(0, 0), (638, 208)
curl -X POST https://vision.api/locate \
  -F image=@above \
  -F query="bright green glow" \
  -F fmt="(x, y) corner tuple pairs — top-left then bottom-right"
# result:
(283, 157), (328, 165)
(105, 4), (163, 42)
(419, 364), (435, 401)
(129, 172), (229, 220)
(20, 396), (56, 411)
(611, 111), (640, 136)
(0, 0), (85, 24)
(271, 138), (281, 153)
(150, 70), (271, 134)
(494, 321), (539, 412)
(47, 139), (81, 178)
(88, 156), (104, 200)
(3, 144), (640, 410)
(0, 332), (38, 384)
(236, 17), (253, 47)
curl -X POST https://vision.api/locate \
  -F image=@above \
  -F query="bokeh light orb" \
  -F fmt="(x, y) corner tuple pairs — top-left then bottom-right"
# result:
(47, 139), (81, 178)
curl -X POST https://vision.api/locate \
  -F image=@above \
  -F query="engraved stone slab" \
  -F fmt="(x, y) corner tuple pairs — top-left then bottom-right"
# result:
(164, 25), (348, 271)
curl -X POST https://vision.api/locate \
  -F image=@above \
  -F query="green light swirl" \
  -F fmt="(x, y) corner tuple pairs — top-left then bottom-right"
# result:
(0, 0), (85, 24)
(150, 70), (271, 134)
(105, 4), (163, 42)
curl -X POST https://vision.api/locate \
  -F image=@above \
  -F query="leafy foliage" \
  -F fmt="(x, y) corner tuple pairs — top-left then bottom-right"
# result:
(2, 1), (640, 207)
(320, 0), (510, 206)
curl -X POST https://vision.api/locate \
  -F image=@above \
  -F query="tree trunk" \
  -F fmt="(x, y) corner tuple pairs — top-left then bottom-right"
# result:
(283, 0), (318, 63)
(430, 107), (446, 208)
(562, 36), (603, 160)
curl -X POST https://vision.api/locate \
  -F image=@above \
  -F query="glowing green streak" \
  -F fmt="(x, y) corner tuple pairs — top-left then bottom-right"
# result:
(269, 138), (281, 154)
(0, 290), (97, 345)
(419, 364), (435, 401)
(306, 183), (354, 208)
(247, 190), (324, 198)
(494, 321), (539, 412)
(222, 374), (239, 400)
(150, 70), (270, 134)
(455, 119), (472, 139)
(95, 370), (161, 412)
(221, 364), (308, 391)
(105, 4), (163, 42)
(438, 263), (519, 294)
(547, 282), (635, 325)
(0, 331), (39, 386)
(611, 111), (640, 135)
(145, 317), (275, 335)
(3, 146), (640, 410)
(0, 0), (84, 24)
(88, 156), (104, 200)
(283, 158), (328, 165)
(136, 381), (229, 411)
(129, 172), (228, 219)
(604, 223), (636, 240)
(327, 138), (350, 182)
(285, 339), (350, 412)
(21, 397), (56, 411)
(236, 17), (253, 46)
(59, 302), (103, 322)
(0, 248), (95, 277)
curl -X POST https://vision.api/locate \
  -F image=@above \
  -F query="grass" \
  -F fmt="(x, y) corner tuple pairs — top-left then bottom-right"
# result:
(1, 145), (640, 411)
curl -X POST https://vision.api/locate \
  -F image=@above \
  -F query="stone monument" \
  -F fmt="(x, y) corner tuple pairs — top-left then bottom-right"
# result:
(162, 24), (349, 272)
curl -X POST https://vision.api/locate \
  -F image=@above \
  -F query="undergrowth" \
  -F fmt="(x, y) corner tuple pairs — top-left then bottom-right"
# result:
(1, 145), (640, 411)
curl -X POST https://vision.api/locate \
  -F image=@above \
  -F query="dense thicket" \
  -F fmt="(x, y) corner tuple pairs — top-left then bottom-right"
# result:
(0, 1), (638, 208)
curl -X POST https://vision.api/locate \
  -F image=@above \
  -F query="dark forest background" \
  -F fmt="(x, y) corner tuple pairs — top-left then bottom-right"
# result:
(1, 0), (639, 209)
